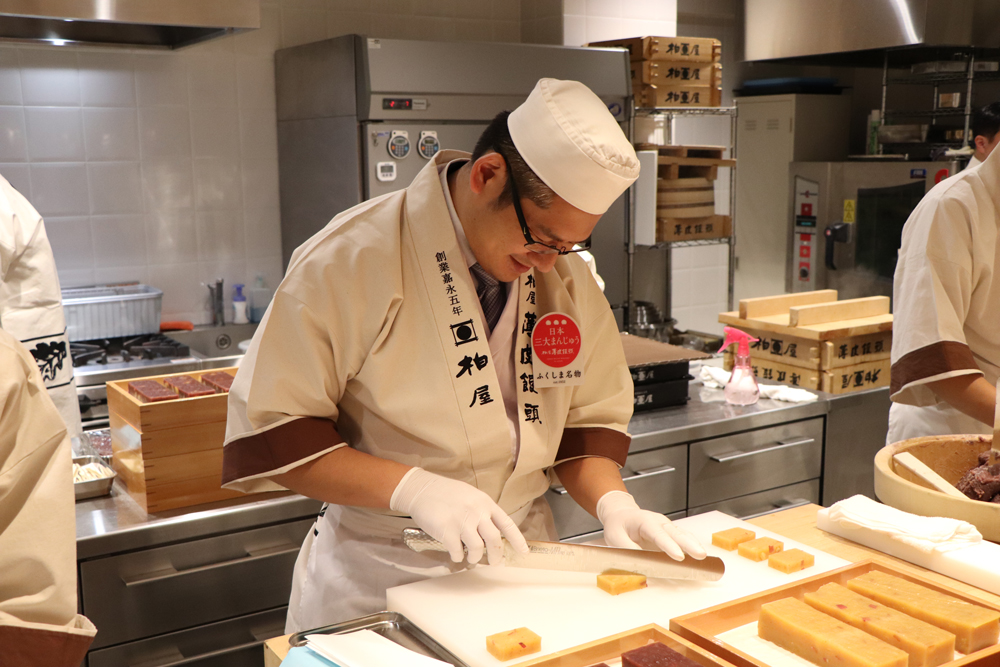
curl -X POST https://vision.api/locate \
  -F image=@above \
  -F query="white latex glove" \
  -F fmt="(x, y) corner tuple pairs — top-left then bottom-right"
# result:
(597, 490), (707, 561)
(390, 467), (529, 565)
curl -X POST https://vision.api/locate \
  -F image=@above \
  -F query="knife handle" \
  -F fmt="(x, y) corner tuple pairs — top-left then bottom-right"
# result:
(402, 528), (461, 554)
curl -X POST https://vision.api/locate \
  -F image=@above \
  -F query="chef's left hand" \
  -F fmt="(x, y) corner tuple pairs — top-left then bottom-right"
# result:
(597, 490), (707, 561)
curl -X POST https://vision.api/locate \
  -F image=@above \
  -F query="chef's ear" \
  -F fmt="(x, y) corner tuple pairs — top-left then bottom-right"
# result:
(468, 152), (505, 197)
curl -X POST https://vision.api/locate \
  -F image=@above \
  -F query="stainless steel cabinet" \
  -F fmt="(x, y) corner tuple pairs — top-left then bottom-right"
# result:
(87, 608), (287, 667)
(687, 479), (819, 519)
(688, 417), (823, 507)
(547, 444), (687, 539)
(81, 518), (311, 663)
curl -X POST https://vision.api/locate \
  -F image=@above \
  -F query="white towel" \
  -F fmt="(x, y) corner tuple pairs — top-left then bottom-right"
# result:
(698, 366), (819, 403)
(306, 629), (450, 667)
(825, 494), (982, 554)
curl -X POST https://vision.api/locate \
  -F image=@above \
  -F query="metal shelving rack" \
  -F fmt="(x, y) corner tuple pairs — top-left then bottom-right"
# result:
(625, 104), (737, 333)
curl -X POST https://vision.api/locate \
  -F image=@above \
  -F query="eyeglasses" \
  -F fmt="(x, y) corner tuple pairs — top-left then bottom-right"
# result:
(498, 152), (592, 256)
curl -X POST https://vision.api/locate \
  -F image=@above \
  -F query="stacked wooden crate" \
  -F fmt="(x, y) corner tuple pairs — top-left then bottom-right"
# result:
(718, 290), (892, 395)
(589, 36), (722, 108)
(638, 144), (733, 243)
(107, 367), (244, 512)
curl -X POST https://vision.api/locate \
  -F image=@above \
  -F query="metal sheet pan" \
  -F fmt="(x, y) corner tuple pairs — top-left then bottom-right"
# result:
(289, 611), (470, 667)
(73, 455), (116, 501)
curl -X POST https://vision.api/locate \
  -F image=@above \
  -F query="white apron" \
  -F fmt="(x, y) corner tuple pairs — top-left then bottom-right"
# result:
(886, 402), (991, 445)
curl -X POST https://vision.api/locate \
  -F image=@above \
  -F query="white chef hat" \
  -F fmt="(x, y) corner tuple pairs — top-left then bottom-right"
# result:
(508, 78), (639, 215)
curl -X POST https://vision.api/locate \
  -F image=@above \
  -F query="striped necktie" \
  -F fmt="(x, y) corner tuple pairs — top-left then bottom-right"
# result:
(470, 263), (505, 331)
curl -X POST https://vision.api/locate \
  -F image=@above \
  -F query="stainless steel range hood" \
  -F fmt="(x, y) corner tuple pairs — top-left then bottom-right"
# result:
(746, 0), (1000, 66)
(0, 0), (260, 49)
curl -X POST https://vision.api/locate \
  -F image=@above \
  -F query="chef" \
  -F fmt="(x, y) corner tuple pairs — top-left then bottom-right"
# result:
(0, 173), (82, 440)
(0, 327), (96, 664)
(889, 129), (1000, 443)
(965, 102), (1000, 169)
(222, 78), (706, 632)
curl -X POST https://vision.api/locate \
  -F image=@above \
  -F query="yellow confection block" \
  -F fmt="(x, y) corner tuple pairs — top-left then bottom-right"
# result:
(597, 569), (647, 595)
(847, 571), (1000, 654)
(486, 627), (542, 661)
(804, 582), (955, 667)
(768, 548), (815, 573)
(737, 536), (783, 562)
(759, 597), (909, 667)
(712, 527), (755, 551)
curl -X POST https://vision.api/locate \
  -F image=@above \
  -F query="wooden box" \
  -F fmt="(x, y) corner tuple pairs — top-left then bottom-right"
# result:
(821, 357), (891, 394)
(671, 559), (1000, 667)
(632, 60), (722, 87)
(107, 368), (243, 513)
(636, 83), (722, 108)
(656, 214), (730, 242)
(516, 623), (738, 667)
(590, 36), (721, 63)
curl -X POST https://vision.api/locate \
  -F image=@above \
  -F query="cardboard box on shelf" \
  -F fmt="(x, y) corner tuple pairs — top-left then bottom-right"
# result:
(590, 36), (721, 63)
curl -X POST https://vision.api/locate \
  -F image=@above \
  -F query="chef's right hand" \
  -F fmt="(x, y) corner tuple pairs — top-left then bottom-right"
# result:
(390, 467), (529, 565)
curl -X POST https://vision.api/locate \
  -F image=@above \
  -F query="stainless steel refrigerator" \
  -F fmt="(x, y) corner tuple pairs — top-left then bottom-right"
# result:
(788, 160), (960, 300)
(275, 35), (633, 317)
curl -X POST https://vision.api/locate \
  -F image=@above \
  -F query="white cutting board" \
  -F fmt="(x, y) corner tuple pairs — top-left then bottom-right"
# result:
(387, 511), (850, 667)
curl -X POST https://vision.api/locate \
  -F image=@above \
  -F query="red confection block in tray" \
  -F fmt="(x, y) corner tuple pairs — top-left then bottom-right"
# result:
(622, 642), (701, 667)
(163, 375), (216, 398)
(201, 370), (235, 393)
(128, 380), (178, 403)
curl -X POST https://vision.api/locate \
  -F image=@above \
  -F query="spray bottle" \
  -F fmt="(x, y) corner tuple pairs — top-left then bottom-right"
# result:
(718, 326), (761, 406)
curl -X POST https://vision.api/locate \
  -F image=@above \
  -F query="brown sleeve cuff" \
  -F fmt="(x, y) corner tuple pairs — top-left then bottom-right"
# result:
(222, 417), (342, 485)
(555, 427), (631, 468)
(0, 624), (94, 667)
(890, 340), (980, 395)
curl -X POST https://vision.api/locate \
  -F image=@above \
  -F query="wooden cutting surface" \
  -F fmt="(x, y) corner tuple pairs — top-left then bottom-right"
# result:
(262, 504), (1000, 665)
(718, 311), (893, 340)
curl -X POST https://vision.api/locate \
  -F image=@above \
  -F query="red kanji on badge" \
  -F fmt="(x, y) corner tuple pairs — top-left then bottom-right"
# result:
(531, 313), (581, 368)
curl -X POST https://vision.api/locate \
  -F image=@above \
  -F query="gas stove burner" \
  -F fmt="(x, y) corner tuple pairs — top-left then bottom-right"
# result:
(71, 334), (191, 367)
(70, 342), (107, 367)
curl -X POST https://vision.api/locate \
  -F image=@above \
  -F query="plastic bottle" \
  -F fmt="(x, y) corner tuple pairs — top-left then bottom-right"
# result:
(867, 109), (881, 155)
(717, 326), (761, 406)
(249, 274), (273, 324)
(232, 284), (249, 324)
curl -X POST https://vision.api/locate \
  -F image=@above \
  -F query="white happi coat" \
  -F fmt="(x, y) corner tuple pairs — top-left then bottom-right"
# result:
(222, 151), (634, 631)
(0, 174), (81, 439)
(889, 144), (1000, 443)
(0, 328), (96, 665)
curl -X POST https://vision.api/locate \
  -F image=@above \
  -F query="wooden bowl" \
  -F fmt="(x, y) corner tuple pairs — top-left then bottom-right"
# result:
(874, 434), (1000, 542)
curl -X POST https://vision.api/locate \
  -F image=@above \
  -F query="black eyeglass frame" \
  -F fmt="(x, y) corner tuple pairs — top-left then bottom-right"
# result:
(498, 151), (592, 256)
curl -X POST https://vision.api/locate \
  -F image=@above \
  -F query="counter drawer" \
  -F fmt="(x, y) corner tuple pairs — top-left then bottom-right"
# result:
(547, 444), (687, 539)
(560, 511), (686, 545)
(87, 606), (286, 667)
(687, 478), (819, 520)
(688, 417), (822, 507)
(81, 519), (312, 649)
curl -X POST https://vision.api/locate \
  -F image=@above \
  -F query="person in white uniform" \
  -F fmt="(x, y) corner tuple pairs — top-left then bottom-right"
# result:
(964, 103), (1000, 169)
(222, 79), (706, 632)
(889, 122), (1000, 443)
(0, 172), (82, 440)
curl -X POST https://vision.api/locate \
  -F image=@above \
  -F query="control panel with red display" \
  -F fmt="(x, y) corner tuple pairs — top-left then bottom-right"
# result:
(382, 98), (413, 110)
(792, 176), (820, 292)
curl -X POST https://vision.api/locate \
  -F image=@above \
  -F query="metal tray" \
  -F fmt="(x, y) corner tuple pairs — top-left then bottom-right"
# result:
(62, 283), (163, 342)
(73, 455), (116, 501)
(289, 611), (470, 667)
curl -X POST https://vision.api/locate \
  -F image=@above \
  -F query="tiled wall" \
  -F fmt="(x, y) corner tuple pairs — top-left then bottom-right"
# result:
(562, 0), (676, 46)
(0, 0), (520, 325)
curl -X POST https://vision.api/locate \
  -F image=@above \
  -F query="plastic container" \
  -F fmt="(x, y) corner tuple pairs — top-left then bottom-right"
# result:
(249, 275), (273, 324)
(232, 284), (249, 324)
(62, 284), (163, 342)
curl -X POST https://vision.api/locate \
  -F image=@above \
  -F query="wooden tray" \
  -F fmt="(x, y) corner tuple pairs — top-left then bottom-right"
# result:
(106, 367), (236, 432)
(515, 623), (739, 667)
(670, 559), (1000, 667)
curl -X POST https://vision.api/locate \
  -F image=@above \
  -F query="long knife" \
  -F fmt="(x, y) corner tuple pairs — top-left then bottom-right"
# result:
(401, 528), (724, 582)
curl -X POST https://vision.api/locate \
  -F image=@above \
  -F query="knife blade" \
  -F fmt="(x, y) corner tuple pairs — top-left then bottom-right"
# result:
(401, 528), (724, 582)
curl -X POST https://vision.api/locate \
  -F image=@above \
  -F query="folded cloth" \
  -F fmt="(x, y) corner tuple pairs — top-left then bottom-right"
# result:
(698, 366), (818, 403)
(826, 494), (982, 554)
(307, 630), (450, 667)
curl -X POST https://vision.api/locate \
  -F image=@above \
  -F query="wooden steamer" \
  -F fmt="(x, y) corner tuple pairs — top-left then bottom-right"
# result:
(719, 290), (892, 395)
(107, 367), (243, 512)
(875, 435), (1000, 542)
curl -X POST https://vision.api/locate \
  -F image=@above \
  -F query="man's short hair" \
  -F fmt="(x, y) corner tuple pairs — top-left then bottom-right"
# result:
(971, 102), (1000, 141)
(472, 111), (555, 211)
